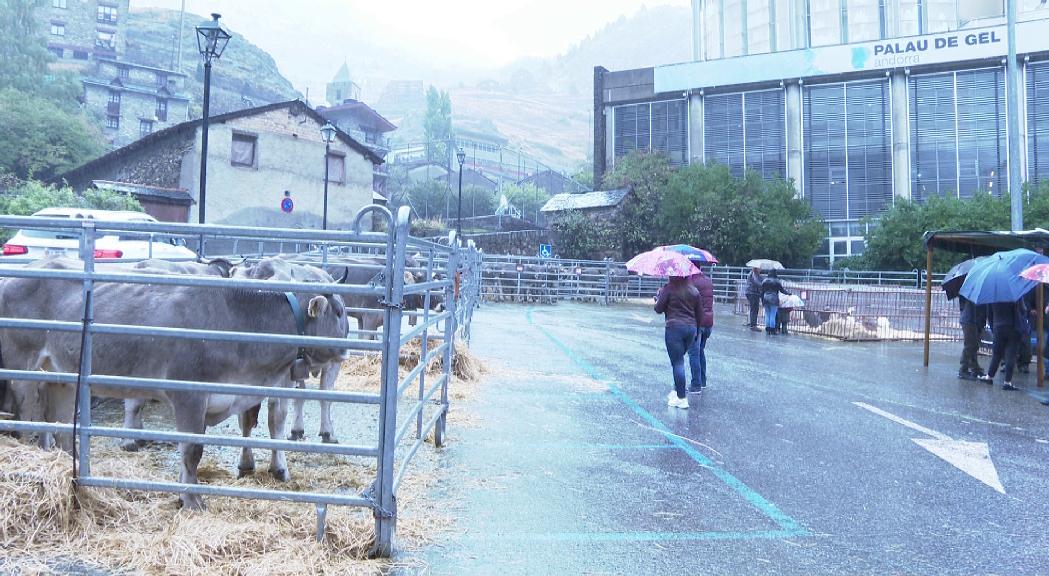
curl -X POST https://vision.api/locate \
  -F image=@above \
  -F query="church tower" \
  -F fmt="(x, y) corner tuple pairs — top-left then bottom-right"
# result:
(326, 61), (360, 105)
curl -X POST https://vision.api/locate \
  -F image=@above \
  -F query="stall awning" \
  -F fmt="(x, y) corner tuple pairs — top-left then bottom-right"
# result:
(923, 229), (1049, 255)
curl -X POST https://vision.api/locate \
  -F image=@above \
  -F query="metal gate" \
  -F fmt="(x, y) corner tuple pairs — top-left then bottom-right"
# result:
(0, 205), (481, 557)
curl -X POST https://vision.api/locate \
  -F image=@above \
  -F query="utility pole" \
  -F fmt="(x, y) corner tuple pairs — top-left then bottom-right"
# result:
(1007, 0), (1024, 231)
(176, 0), (185, 73)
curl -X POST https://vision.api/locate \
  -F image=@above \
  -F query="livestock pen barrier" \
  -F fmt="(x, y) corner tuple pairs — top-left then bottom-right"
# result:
(0, 205), (482, 558)
(478, 254), (956, 341)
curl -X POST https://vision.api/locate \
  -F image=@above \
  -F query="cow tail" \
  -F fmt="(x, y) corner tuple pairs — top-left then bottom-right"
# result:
(0, 342), (8, 415)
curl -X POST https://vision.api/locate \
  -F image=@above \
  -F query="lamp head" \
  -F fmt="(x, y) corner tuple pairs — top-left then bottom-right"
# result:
(196, 13), (231, 62)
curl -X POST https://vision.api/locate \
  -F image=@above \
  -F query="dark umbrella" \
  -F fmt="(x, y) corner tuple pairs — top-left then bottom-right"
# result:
(959, 249), (1049, 305)
(941, 257), (983, 300)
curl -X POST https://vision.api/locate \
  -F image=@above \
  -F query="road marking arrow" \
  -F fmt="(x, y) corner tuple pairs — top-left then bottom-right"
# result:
(854, 402), (1005, 494)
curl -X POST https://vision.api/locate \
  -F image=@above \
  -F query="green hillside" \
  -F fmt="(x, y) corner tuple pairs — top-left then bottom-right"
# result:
(125, 8), (300, 117)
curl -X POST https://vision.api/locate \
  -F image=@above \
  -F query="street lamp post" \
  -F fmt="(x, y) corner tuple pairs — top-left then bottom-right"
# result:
(456, 147), (466, 240)
(320, 122), (337, 230)
(195, 13), (231, 225)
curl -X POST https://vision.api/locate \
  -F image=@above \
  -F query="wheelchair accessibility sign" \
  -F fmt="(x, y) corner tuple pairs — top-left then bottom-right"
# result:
(538, 244), (553, 258)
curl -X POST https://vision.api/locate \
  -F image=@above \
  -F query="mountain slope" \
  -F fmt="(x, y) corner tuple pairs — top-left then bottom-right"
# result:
(125, 8), (301, 117)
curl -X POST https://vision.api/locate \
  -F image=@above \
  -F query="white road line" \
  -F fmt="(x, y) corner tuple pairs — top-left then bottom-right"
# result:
(853, 402), (951, 440)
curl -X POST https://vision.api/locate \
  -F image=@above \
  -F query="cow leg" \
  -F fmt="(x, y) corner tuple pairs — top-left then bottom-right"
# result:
(46, 383), (76, 454)
(364, 315), (382, 341)
(267, 397), (290, 481)
(318, 366), (338, 444)
(120, 398), (147, 451)
(288, 380), (306, 441)
(174, 399), (208, 510)
(237, 404), (260, 478)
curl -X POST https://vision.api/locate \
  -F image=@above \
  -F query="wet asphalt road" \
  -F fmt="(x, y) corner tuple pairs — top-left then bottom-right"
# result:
(421, 301), (1049, 575)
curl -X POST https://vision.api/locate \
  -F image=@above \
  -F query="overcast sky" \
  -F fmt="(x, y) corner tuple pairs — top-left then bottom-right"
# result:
(133, 0), (689, 95)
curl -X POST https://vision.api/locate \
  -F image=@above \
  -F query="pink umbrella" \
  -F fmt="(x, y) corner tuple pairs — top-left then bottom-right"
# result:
(626, 248), (699, 277)
(1020, 263), (1049, 283)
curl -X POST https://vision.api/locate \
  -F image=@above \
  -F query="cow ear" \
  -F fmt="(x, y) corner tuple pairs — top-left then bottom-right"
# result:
(308, 295), (330, 318)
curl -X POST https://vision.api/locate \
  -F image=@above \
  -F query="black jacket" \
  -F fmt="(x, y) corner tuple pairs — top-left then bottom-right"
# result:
(760, 277), (790, 305)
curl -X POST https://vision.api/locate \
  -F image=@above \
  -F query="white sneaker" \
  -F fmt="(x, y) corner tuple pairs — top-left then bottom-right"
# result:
(673, 396), (689, 409)
(666, 392), (678, 407)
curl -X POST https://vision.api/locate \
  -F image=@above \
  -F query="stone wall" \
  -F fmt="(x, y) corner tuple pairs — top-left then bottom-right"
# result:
(457, 230), (554, 256)
(64, 131), (193, 192)
(39, 0), (130, 64)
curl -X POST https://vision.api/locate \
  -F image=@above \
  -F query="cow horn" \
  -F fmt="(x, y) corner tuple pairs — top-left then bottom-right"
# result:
(337, 266), (349, 284)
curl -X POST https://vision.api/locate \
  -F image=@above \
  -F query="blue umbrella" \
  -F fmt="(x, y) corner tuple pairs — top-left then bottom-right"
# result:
(959, 248), (1049, 304)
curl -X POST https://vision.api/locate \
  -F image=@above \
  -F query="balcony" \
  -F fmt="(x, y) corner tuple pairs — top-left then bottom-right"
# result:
(155, 109), (167, 122)
(106, 101), (120, 115)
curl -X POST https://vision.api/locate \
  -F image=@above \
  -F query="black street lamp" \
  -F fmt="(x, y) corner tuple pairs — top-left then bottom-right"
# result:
(195, 13), (231, 224)
(456, 147), (466, 240)
(320, 122), (337, 230)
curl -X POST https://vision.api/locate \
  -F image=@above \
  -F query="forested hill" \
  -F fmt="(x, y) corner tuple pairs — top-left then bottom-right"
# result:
(125, 8), (301, 117)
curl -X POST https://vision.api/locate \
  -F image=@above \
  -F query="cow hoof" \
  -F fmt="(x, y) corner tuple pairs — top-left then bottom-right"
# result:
(120, 439), (146, 452)
(270, 467), (290, 482)
(237, 465), (255, 479)
(288, 429), (305, 441)
(179, 495), (206, 511)
(319, 432), (339, 444)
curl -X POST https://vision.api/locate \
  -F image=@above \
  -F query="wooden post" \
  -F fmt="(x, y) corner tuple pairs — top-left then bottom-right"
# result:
(923, 246), (933, 367)
(1039, 286), (1045, 388)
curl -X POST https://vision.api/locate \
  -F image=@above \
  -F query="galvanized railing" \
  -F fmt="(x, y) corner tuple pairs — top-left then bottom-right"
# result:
(0, 205), (482, 557)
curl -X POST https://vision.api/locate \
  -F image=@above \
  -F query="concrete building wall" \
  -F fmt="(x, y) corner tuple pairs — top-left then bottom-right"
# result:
(182, 108), (375, 229)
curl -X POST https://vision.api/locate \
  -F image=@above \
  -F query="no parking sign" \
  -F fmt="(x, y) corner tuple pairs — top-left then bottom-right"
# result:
(281, 191), (294, 214)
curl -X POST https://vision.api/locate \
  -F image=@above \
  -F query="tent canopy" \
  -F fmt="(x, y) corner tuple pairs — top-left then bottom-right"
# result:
(923, 229), (1049, 256)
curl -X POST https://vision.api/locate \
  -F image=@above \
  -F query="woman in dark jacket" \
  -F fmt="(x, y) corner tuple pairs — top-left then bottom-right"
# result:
(760, 270), (791, 335)
(978, 299), (1027, 390)
(745, 267), (763, 330)
(655, 276), (705, 409)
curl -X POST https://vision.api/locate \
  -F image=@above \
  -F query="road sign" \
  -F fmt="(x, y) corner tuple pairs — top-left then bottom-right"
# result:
(281, 197), (294, 213)
(539, 244), (553, 258)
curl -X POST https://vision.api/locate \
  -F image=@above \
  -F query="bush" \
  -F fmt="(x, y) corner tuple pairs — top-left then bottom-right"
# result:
(551, 210), (611, 260)
(0, 179), (141, 242)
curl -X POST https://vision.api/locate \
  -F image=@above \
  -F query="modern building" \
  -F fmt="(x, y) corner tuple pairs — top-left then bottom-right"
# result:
(60, 100), (384, 229)
(39, 0), (130, 69)
(82, 57), (191, 147)
(595, 1), (1049, 267)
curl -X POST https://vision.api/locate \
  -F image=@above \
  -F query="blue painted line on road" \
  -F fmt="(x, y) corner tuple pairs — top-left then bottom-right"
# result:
(461, 529), (801, 543)
(526, 307), (808, 538)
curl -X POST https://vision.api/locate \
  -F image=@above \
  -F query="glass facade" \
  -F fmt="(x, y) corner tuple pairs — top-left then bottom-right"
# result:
(704, 89), (786, 179)
(909, 69), (1007, 201)
(803, 80), (892, 221)
(612, 100), (688, 166)
(1027, 61), (1049, 187)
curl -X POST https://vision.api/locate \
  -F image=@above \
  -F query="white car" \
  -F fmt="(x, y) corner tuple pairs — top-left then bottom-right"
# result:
(1, 208), (197, 262)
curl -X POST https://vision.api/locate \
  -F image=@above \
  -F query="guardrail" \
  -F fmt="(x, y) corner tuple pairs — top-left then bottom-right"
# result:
(0, 206), (482, 557)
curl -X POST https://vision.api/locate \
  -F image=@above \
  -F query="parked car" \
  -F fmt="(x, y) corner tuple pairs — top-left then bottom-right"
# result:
(0, 208), (196, 262)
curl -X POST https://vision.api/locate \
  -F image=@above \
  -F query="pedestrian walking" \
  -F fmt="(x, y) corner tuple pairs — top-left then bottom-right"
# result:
(978, 299), (1027, 390)
(655, 276), (705, 409)
(688, 265), (714, 391)
(745, 267), (763, 331)
(958, 295), (987, 380)
(760, 270), (791, 335)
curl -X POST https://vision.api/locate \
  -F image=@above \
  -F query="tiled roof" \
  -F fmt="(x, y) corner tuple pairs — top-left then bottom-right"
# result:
(92, 180), (194, 205)
(540, 188), (630, 212)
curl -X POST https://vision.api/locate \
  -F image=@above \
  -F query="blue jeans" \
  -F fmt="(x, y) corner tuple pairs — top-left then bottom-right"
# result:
(764, 303), (779, 330)
(688, 326), (712, 390)
(665, 324), (698, 398)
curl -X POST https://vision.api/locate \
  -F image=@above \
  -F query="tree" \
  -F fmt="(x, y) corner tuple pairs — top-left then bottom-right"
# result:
(423, 86), (452, 163)
(551, 210), (610, 260)
(405, 179), (451, 221)
(500, 182), (551, 224)
(0, 0), (81, 107)
(0, 179), (141, 241)
(572, 157), (594, 190)
(0, 89), (105, 181)
(603, 151), (674, 259)
(660, 163), (823, 267)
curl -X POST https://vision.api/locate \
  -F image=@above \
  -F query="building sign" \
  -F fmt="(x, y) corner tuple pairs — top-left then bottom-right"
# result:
(655, 18), (1049, 93)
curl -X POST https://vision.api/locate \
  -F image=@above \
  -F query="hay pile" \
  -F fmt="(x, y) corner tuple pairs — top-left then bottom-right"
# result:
(0, 438), (447, 575)
(340, 338), (486, 392)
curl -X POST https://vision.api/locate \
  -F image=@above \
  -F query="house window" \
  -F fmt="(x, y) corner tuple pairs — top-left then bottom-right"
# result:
(50, 23), (65, 36)
(155, 98), (167, 122)
(73, 50), (88, 60)
(327, 153), (346, 184)
(97, 5), (118, 23)
(139, 120), (154, 137)
(155, 73), (167, 88)
(106, 116), (119, 129)
(107, 90), (120, 115)
(52, 0), (66, 7)
(49, 46), (64, 58)
(231, 133), (257, 167)
(118, 66), (129, 80)
(96, 31), (115, 50)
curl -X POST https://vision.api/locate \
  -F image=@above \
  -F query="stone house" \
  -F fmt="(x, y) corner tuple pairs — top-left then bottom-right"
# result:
(82, 58), (191, 148)
(39, 0), (130, 68)
(60, 100), (384, 228)
(539, 188), (630, 226)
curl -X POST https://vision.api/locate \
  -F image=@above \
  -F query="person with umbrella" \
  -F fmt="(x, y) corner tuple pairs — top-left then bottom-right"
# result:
(943, 257), (987, 380)
(745, 266), (763, 331)
(663, 245), (718, 391)
(960, 248), (1049, 390)
(760, 269), (791, 335)
(628, 249), (705, 409)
